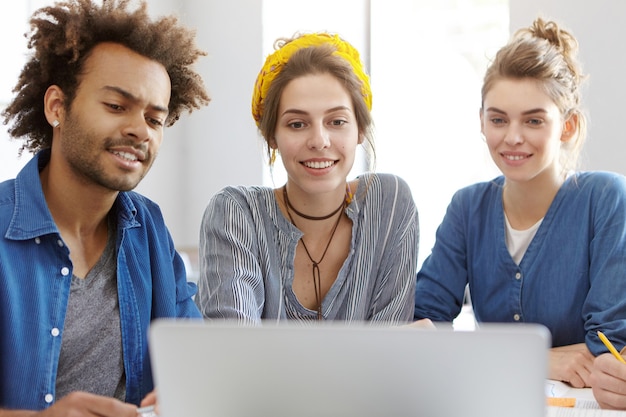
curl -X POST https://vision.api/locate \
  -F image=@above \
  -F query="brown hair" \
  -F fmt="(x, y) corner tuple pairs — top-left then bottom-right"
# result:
(481, 17), (587, 172)
(2, 0), (210, 154)
(258, 38), (375, 169)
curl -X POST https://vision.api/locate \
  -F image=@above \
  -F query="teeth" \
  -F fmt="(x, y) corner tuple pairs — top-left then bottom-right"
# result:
(504, 154), (526, 161)
(114, 151), (138, 162)
(304, 160), (334, 169)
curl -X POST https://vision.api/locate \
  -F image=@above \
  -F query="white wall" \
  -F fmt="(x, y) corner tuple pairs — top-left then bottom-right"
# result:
(370, 1), (505, 265)
(135, 0), (264, 252)
(509, 0), (626, 174)
(0, 2), (34, 182)
(137, 0), (368, 253)
(3, 1), (626, 260)
(0, 0), (365, 258)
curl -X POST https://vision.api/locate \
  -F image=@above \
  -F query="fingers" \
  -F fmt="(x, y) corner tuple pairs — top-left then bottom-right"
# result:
(140, 390), (158, 407)
(41, 391), (138, 417)
(140, 389), (159, 416)
(549, 344), (595, 388)
(575, 350), (626, 410)
(591, 353), (626, 409)
(405, 318), (436, 329)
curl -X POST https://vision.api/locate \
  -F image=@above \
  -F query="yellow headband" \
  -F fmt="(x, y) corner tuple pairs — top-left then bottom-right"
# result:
(251, 32), (372, 127)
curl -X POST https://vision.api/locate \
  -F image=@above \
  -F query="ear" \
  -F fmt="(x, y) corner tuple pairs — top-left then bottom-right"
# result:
(357, 133), (365, 145)
(44, 85), (65, 127)
(268, 138), (278, 149)
(561, 113), (578, 143)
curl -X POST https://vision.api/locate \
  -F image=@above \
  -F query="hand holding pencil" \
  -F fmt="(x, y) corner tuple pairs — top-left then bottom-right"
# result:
(590, 331), (626, 410)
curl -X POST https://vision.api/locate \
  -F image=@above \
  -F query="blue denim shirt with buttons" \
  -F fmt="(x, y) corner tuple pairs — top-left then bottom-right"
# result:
(0, 150), (201, 410)
(414, 173), (626, 355)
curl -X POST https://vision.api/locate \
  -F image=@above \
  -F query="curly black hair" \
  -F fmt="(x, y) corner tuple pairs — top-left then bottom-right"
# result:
(2, 0), (210, 154)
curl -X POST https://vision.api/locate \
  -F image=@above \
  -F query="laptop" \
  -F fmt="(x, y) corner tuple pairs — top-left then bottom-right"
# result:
(149, 320), (550, 417)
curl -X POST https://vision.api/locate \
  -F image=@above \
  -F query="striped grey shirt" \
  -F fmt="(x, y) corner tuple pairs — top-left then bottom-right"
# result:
(195, 173), (419, 325)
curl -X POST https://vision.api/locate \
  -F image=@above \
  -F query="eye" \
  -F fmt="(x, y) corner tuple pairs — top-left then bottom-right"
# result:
(330, 119), (347, 127)
(147, 117), (164, 127)
(490, 117), (506, 125)
(527, 118), (544, 126)
(106, 103), (124, 111)
(288, 121), (306, 129)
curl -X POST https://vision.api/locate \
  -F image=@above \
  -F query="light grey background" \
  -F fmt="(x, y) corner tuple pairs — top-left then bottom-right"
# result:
(1, 0), (623, 264)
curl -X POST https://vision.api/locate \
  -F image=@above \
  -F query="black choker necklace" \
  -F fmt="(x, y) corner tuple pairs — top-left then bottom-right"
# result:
(282, 186), (345, 221)
(283, 186), (345, 320)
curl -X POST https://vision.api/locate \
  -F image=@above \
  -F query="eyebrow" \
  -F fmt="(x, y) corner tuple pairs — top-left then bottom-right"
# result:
(485, 106), (548, 116)
(102, 85), (169, 114)
(281, 105), (353, 117)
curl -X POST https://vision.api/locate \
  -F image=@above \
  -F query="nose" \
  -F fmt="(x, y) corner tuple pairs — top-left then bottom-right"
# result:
(504, 124), (523, 145)
(307, 122), (331, 150)
(122, 111), (152, 143)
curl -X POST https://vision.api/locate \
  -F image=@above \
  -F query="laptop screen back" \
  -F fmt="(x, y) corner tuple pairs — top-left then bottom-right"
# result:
(149, 320), (550, 417)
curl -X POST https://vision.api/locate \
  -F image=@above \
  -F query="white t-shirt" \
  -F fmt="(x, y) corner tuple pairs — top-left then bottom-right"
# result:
(505, 214), (543, 265)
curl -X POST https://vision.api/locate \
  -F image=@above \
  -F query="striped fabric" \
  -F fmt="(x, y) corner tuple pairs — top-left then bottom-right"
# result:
(195, 173), (419, 325)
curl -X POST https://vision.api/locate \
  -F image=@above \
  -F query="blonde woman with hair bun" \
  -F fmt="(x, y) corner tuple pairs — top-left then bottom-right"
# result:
(414, 17), (626, 395)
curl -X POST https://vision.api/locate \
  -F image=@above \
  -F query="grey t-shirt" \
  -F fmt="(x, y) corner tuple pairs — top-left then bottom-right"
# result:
(55, 220), (125, 401)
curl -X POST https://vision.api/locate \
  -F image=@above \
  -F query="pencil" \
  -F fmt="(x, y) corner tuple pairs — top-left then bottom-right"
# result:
(597, 331), (626, 364)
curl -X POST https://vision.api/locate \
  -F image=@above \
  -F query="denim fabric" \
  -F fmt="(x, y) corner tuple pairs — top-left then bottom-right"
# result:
(0, 150), (201, 410)
(415, 173), (626, 355)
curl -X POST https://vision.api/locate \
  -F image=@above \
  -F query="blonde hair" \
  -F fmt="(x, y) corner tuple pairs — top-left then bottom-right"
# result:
(482, 17), (587, 172)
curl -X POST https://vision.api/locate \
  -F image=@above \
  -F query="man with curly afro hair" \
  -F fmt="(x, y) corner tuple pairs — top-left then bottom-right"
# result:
(0, 0), (210, 415)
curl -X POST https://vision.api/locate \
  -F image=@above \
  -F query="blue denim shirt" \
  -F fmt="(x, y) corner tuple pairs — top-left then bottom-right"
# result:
(0, 150), (201, 410)
(415, 172), (626, 355)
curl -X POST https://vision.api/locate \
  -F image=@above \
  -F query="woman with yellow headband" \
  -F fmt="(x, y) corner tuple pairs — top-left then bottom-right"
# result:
(194, 32), (419, 324)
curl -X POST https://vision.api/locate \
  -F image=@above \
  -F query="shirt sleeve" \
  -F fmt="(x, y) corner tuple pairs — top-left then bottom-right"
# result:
(172, 248), (203, 319)
(414, 189), (470, 322)
(195, 189), (265, 324)
(584, 173), (626, 355)
(368, 175), (419, 324)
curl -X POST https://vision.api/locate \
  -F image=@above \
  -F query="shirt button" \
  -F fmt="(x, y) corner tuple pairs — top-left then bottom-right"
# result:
(57, 240), (64, 247)
(515, 272), (522, 280)
(60, 267), (70, 276)
(35, 237), (41, 244)
(45, 393), (53, 403)
(51, 328), (60, 337)
(513, 314), (521, 321)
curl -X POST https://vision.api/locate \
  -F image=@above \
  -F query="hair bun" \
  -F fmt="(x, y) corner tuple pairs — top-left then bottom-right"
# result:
(527, 17), (579, 61)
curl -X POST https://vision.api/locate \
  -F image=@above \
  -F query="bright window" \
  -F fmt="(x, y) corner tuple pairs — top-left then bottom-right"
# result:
(371, 0), (508, 266)
(263, 0), (508, 266)
(0, 2), (34, 181)
(0, 0), (509, 268)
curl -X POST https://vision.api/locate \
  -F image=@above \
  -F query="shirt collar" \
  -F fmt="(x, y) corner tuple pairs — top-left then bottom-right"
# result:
(6, 149), (139, 240)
